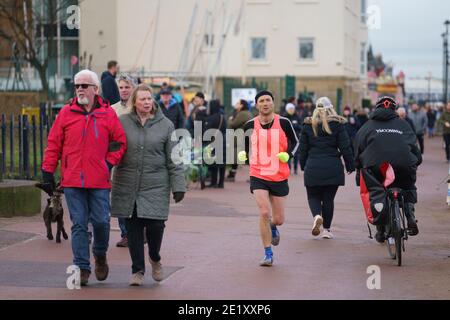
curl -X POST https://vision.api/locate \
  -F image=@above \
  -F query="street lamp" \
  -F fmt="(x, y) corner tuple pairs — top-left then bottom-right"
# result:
(442, 20), (450, 105)
(443, 21), (450, 104)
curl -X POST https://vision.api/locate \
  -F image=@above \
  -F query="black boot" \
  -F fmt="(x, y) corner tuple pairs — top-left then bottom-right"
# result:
(208, 166), (218, 187)
(226, 172), (236, 182)
(375, 225), (386, 243)
(405, 203), (419, 236)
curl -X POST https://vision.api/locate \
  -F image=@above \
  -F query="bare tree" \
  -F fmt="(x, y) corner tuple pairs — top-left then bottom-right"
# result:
(0, 0), (76, 99)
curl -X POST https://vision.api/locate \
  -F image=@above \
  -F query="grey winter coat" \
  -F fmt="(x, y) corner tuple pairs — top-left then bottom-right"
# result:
(110, 107), (186, 220)
(408, 110), (428, 135)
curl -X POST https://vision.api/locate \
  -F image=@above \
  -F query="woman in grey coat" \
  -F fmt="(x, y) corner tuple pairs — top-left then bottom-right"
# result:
(111, 84), (186, 286)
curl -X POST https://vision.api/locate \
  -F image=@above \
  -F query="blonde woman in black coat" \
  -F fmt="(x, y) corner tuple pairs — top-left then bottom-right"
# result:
(299, 97), (355, 239)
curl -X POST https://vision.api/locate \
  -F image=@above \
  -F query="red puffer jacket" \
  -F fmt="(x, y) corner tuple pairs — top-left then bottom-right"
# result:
(42, 96), (127, 188)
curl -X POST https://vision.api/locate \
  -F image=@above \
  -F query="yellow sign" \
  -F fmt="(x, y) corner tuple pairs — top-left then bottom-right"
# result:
(377, 84), (398, 94)
(21, 107), (40, 122)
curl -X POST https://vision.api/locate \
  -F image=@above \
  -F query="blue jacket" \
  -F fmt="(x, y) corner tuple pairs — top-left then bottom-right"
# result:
(101, 71), (120, 105)
(158, 98), (185, 130)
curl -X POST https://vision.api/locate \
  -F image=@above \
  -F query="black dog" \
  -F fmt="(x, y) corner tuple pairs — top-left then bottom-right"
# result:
(36, 183), (69, 243)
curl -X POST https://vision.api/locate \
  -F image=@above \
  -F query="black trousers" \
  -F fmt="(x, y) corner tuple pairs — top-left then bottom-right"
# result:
(288, 154), (300, 173)
(126, 207), (166, 274)
(416, 134), (424, 154)
(306, 186), (339, 229)
(370, 165), (417, 204)
(209, 164), (225, 186)
(444, 134), (450, 161)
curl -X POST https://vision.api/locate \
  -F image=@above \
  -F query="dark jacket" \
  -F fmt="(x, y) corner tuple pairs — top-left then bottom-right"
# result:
(283, 112), (302, 137)
(186, 105), (208, 138)
(354, 108), (422, 171)
(344, 115), (360, 139)
(427, 110), (437, 128)
(404, 116), (416, 134)
(356, 113), (369, 127)
(204, 101), (227, 159)
(159, 98), (185, 130)
(101, 71), (120, 105)
(437, 111), (450, 134)
(300, 116), (355, 187)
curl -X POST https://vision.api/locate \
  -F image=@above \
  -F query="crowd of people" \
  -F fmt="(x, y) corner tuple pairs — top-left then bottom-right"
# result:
(38, 59), (448, 286)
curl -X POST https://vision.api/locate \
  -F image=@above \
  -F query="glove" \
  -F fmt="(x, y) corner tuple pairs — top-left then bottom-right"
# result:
(237, 151), (248, 162)
(277, 152), (290, 163)
(173, 192), (185, 203)
(40, 170), (55, 196)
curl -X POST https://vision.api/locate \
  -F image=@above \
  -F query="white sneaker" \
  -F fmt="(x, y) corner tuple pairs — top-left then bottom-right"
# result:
(312, 215), (323, 236)
(150, 259), (164, 282)
(129, 272), (145, 286)
(322, 229), (334, 239)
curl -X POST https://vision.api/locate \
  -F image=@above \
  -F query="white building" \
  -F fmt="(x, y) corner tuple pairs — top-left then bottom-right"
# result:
(80, 0), (368, 111)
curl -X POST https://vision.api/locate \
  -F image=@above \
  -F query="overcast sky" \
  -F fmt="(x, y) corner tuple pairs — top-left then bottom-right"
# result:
(368, 0), (450, 80)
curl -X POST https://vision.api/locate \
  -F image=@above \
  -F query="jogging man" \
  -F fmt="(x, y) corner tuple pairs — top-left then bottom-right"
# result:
(241, 90), (299, 266)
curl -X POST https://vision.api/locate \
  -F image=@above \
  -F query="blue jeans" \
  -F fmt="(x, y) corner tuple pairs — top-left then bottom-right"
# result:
(118, 218), (127, 238)
(64, 188), (111, 271)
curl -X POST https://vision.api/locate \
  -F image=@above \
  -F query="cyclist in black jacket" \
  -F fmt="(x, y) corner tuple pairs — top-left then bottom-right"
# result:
(354, 96), (422, 242)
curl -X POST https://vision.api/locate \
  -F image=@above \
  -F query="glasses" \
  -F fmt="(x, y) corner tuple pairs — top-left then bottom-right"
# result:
(75, 84), (96, 89)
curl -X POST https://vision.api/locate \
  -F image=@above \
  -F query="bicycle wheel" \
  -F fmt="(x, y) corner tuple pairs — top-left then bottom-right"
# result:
(393, 200), (402, 266)
(386, 235), (396, 259)
(386, 201), (396, 259)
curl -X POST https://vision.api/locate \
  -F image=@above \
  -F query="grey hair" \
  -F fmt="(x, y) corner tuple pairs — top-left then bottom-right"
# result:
(117, 74), (138, 87)
(74, 69), (100, 87)
(397, 107), (406, 115)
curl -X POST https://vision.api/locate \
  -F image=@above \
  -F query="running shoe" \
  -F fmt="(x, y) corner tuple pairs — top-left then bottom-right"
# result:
(259, 255), (273, 267)
(312, 215), (323, 236)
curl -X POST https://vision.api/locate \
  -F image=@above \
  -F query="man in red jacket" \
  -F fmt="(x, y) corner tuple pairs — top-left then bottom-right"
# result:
(42, 69), (127, 286)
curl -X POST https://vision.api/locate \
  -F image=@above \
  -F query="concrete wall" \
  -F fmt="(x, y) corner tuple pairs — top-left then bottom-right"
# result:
(80, 0), (368, 78)
(79, 0), (118, 75)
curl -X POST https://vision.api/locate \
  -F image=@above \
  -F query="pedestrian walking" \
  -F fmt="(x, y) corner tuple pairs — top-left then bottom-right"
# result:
(205, 99), (227, 188)
(299, 97), (355, 239)
(226, 99), (253, 181)
(342, 106), (360, 146)
(426, 105), (437, 138)
(283, 103), (302, 174)
(41, 69), (127, 286)
(158, 88), (185, 130)
(397, 107), (416, 133)
(437, 102), (450, 162)
(101, 61), (120, 105)
(110, 84), (186, 286)
(409, 103), (428, 154)
(111, 74), (138, 247)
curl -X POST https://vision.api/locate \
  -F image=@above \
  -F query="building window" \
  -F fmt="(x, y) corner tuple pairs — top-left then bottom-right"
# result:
(360, 42), (366, 75)
(204, 34), (214, 47)
(361, 0), (367, 24)
(298, 38), (314, 61)
(251, 37), (266, 60)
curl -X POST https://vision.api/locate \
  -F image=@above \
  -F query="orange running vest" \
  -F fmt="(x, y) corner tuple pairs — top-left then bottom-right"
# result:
(250, 114), (290, 182)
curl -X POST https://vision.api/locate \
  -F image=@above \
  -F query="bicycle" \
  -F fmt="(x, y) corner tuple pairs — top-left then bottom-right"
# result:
(384, 188), (409, 266)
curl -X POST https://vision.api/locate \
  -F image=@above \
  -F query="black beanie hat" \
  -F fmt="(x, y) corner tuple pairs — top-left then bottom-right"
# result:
(195, 92), (205, 100)
(255, 90), (274, 103)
